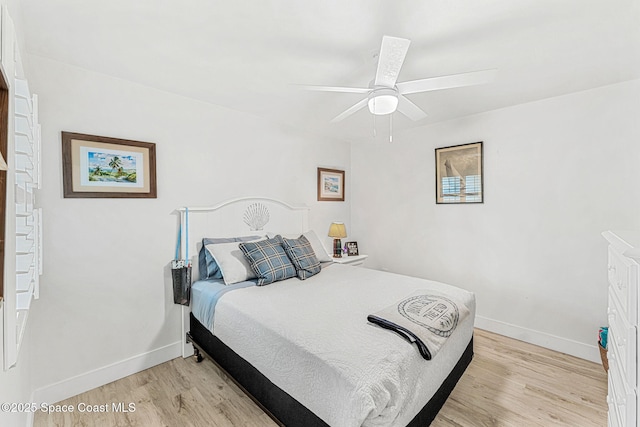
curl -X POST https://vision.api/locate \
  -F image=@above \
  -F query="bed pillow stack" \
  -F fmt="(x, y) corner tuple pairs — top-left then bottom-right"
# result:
(266, 230), (332, 263)
(199, 235), (262, 280)
(282, 235), (321, 280)
(239, 235), (297, 286)
(204, 238), (264, 285)
(204, 230), (326, 286)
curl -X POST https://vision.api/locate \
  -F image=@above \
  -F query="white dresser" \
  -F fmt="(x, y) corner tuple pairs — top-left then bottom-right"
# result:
(603, 231), (640, 427)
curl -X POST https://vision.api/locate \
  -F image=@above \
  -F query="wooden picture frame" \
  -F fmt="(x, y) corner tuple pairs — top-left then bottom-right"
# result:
(435, 142), (483, 204)
(346, 241), (359, 256)
(317, 167), (345, 201)
(62, 132), (157, 198)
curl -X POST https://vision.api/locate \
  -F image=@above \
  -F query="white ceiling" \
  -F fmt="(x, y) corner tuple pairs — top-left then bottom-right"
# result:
(20, 0), (640, 142)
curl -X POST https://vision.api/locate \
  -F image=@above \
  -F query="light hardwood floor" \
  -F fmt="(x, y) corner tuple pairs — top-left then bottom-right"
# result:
(34, 329), (607, 427)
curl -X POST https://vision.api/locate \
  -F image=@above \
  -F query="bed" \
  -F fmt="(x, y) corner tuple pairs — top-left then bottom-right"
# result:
(176, 197), (475, 427)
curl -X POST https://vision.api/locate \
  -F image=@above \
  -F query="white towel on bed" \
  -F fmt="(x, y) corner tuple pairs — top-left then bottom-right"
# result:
(368, 291), (470, 360)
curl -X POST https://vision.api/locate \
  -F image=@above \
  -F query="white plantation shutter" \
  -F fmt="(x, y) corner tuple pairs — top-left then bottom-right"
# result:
(0, 5), (42, 371)
(11, 77), (42, 363)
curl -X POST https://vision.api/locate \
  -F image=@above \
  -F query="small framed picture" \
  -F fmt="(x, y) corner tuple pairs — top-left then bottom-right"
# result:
(317, 167), (345, 201)
(345, 241), (359, 256)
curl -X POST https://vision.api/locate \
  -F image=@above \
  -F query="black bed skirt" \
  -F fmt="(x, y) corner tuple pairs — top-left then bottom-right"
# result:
(188, 312), (473, 427)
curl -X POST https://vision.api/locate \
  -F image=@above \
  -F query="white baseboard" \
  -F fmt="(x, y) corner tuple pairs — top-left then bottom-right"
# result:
(30, 341), (182, 410)
(475, 315), (601, 364)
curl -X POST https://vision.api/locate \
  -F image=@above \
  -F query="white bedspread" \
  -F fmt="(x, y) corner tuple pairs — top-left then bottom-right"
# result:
(212, 264), (475, 427)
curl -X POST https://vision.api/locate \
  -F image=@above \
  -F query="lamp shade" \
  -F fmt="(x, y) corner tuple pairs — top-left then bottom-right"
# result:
(328, 222), (347, 238)
(0, 152), (7, 171)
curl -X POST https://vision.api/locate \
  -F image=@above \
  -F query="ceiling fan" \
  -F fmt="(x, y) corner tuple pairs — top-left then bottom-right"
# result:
(301, 36), (496, 124)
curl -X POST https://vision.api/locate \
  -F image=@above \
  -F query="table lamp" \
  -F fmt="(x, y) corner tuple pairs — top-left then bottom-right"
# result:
(328, 222), (347, 258)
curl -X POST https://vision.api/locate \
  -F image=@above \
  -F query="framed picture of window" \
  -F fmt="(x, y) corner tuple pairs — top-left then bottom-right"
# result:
(435, 142), (483, 204)
(317, 167), (345, 201)
(61, 132), (157, 198)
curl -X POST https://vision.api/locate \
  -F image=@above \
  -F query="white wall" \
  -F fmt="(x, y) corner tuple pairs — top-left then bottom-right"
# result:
(25, 54), (350, 404)
(351, 79), (640, 362)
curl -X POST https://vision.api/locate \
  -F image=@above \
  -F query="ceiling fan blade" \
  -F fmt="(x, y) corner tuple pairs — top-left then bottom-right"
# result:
(397, 69), (497, 95)
(374, 36), (411, 88)
(330, 98), (368, 123)
(397, 95), (427, 121)
(297, 85), (370, 94)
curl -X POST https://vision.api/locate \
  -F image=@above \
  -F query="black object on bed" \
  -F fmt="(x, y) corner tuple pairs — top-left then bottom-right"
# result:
(188, 312), (473, 427)
(367, 315), (434, 360)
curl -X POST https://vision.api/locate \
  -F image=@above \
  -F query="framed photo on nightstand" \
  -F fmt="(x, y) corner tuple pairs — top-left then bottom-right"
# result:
(346, 241), (359, 256)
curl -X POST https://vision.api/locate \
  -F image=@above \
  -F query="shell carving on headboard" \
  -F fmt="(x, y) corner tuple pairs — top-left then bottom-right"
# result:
(243, 203), (270, 231)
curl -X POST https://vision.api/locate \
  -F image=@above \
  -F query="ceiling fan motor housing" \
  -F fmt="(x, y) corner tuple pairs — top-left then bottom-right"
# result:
(367, 87), (398, 115)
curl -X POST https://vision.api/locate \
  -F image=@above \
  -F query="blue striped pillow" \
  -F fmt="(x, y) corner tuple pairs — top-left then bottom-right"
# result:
(282, 235), (321, 280)
(239, 235), (296, 286)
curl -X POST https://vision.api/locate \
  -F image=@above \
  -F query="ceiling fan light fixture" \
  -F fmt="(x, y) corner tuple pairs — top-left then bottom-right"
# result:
(367, 88), (398, 115)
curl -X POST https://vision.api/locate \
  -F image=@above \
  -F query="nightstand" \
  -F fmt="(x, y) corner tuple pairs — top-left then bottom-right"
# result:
(332, 254), (368, 267)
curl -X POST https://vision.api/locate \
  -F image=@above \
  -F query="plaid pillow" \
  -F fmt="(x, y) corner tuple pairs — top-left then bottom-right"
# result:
(283, 235), (321, 280)
(239, 235), (296, 286)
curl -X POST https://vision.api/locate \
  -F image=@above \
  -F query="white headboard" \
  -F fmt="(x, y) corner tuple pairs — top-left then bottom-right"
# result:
(176, 196), (309, 269)
(175, 197), (309, 357)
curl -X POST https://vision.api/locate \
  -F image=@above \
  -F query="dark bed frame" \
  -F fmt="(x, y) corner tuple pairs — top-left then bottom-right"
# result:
(187, 312), (473, 427)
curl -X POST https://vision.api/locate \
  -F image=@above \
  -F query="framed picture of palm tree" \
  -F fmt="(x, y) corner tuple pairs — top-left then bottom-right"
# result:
(61, 132), (157, 198)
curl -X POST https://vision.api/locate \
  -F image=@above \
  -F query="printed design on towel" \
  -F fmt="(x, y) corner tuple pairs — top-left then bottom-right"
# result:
(368, 291), (470, 360)
(396, 295), (459, 338)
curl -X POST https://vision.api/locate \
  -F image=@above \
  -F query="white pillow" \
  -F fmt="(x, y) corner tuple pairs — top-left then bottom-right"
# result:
(302, 230), (333, 263)
(266, 230), (332, 263)
(205, 239), (264, 285)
